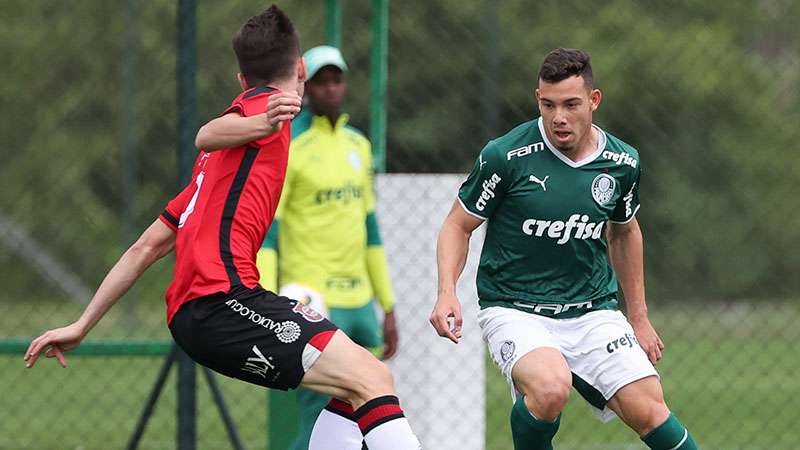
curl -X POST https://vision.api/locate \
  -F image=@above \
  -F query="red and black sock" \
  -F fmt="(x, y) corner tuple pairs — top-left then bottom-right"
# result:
(354, 395), (406, 435)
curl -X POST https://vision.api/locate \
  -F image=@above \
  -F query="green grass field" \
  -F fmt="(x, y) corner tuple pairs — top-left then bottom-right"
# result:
(1, 300), (797, 449)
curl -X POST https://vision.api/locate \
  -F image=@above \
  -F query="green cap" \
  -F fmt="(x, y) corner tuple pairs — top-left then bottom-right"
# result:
(304, 45), (348, 80)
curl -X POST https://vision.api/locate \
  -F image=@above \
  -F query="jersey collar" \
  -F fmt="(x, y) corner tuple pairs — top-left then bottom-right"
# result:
(537, 117), (607, 168)
(311, 113), (350, 133)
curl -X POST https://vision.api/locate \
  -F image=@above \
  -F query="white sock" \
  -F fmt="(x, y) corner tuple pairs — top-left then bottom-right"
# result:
(356, 396), (422, 450)
(308, 399), (364, 450)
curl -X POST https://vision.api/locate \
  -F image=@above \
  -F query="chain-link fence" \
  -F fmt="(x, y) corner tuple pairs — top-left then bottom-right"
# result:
(2, 0), (799, 449)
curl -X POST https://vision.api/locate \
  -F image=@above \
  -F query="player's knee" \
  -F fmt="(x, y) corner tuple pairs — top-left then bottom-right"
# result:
(534, 382), (570, 416)
(636, 401), (671, 435)
(364, 358), (394, 389)
(619, 398), (669, 436)
(342, 352), (395, 405)
(518, 375), (571, 419)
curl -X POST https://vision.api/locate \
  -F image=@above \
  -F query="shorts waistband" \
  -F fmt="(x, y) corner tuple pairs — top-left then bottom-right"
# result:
(478, 296), (618, 319)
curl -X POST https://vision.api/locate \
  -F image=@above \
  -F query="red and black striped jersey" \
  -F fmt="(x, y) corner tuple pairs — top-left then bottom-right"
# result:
(159, 86), (290, 323)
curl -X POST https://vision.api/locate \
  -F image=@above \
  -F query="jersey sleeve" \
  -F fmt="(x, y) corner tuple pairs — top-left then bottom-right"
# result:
(221, 89), (282, 147)
(610, 162), (642, 223)
(457, 142), (507, 220)
(159, 153), (206, 231)
(361, 140), (376, 214)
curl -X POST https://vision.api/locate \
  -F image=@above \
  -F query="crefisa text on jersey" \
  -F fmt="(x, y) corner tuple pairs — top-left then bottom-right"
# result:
(602, 150), (638, 168)
(475, 173), (502, 211)
(522, 213), (605, 244)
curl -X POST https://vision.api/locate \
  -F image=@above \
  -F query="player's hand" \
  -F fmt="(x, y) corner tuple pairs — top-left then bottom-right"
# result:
(24, 323), (86, 369)
(430, 292), (463, 344)
(265, 92), (302, 131)
(630, 316), (664, 365)
(382, 310), (399, 360)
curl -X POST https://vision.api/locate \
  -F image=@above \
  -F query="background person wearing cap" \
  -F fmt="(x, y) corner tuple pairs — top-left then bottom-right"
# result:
(257, 45), (399, 450)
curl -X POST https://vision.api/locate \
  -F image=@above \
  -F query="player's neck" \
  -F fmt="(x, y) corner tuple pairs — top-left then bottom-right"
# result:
(309, 104), (342, 128)
(568, 125), (599, 162)
(264, 77), (299, 96)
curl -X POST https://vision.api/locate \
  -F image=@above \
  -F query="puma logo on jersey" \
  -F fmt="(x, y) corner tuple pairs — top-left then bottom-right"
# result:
(602, 150), (638, 168)
(521, 214), (604, 244)
(529, 174), (549, 191)
(475, 173), (501, 212)
(479, 154), (488, 169)
(507, 142), (545, 160)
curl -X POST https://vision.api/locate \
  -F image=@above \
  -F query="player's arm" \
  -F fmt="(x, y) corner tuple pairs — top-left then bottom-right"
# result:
(430, 200), (483, 344)
(432, 142), (503, 343)
(364, 212), (398, 359)
(195, 92), (301, 151)
(607, 218), (664, 365)
(366, 233), (397, 359)
(24, 219), (176, 368)
(359, 147), (399, 358)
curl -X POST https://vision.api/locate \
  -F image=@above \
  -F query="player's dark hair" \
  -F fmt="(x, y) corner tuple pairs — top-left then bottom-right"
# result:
(232, 5), (300, 86)
(538, 48), (594, 89)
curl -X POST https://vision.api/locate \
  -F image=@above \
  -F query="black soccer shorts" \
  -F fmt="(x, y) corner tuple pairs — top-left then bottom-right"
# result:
(169, 286), (338, 390)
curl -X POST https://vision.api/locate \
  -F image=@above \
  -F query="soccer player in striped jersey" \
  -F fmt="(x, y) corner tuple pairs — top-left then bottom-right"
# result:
(25, 6), (420, 450)
(197, 44), (400, 450)
(431, 48), (697, 450)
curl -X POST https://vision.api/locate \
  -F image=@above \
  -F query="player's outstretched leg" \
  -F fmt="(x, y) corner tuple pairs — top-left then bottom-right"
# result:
(302, 330), (421, 450)
(607, 376), (697, 450)
(509, 348), (572, 450)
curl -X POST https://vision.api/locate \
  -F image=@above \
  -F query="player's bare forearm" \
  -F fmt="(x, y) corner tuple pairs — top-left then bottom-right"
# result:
(196, 113), (274, 151)
(77, 219), (176, 333)
(436, 203), (476, 295)
(25, 220), (175, 368)
(607, 219), (647, 318)
(607, 218), (664, 363)
(195, 92), (301, 151)
(431, 200), (483, 343)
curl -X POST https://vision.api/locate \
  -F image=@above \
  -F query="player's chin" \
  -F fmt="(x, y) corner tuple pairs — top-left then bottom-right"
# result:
(554, 143), (576, 152)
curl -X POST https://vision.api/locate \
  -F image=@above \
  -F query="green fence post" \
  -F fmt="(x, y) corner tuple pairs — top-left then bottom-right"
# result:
(370, 0), (389, 173)
(326, 0), (342, 48)
(177, 0), (197, 448)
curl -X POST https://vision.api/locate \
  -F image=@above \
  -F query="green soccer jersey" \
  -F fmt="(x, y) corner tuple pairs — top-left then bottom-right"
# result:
(458, 117), (641, 318)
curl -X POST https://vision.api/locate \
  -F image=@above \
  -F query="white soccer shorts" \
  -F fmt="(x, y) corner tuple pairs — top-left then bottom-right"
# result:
(478, 306), (658, 422)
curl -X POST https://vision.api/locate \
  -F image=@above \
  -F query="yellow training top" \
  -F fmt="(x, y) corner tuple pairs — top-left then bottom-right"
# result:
(257, 109), (395, 311)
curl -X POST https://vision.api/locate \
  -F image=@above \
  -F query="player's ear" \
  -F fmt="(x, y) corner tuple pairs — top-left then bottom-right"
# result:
(295, 58), (307, 97)
(237, 73), (249, 91)
(534, 88), (541, 102)
(590, 88), (602, 112)
(297, 57), (307, 83)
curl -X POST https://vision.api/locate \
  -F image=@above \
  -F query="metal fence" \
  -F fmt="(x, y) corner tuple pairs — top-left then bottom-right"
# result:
(1, 0), (799, 449)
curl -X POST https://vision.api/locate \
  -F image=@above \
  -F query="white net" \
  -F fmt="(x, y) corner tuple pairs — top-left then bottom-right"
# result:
(377, 174), (486, 450)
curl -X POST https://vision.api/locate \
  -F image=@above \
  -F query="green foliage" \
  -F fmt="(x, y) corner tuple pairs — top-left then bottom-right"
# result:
(1, 1), (798, 305)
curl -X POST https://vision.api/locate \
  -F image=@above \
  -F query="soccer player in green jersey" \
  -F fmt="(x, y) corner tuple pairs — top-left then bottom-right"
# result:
(431, 48), (697, 450)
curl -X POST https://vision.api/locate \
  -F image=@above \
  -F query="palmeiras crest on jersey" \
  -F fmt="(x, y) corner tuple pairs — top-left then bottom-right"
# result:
(348, 149), (362, 170)
(500, 340), (516, 363)
(591, 174), (616, 205)
(277, 321), (302, 343)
